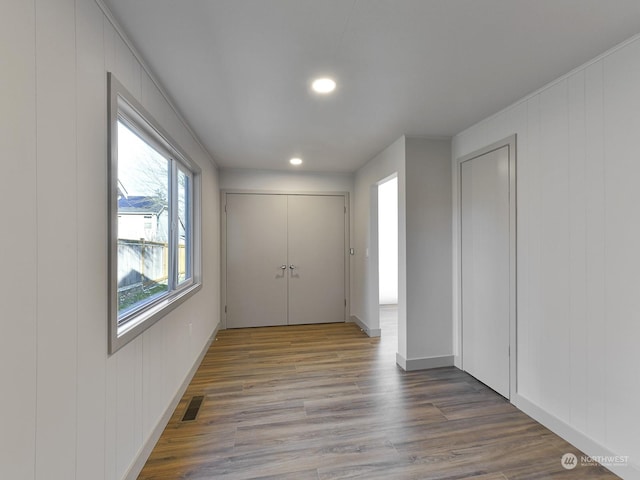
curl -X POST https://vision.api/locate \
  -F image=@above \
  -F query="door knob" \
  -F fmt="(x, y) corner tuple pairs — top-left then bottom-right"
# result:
(289, 265), (296, 270)
(280, 265), (287, 270)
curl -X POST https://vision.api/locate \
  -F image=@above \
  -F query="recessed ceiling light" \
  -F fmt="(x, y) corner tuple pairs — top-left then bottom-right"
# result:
(311, 77), (336, 94)
(290, 157), (303, 166)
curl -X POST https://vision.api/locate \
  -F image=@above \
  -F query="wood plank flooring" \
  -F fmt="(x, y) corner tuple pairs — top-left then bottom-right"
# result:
(138, 314), (618, 480)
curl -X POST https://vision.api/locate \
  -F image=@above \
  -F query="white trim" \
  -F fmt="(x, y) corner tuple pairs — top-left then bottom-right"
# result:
(512, 394), (640, 480)
(123, 323), (220, 480)
(350, 315), (381, 338)
(453, 354), (462, 369)
(396, 353), (455, 371)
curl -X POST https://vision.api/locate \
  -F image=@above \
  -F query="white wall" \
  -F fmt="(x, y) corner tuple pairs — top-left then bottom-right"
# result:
(0, 2), (220, 480)
(453, 34), (640, 479)
(405, 138), (453, 366)
(354, 136), (452, 369)
(378, 177), (398, 305)
(353, 137), (406, 343)
(220, 168), (353, 193)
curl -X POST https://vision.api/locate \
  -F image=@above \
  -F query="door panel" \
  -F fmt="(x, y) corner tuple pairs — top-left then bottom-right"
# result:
(226, 194), (288, 328)
(461, 146), (510, 398)
(287, 195), (345, 325)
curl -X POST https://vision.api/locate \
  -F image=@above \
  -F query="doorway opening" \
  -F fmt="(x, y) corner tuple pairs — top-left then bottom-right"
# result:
(378, 176), (398, 346)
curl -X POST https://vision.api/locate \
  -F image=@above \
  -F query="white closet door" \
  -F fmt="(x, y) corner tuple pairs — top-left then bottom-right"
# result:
(226, 194), (288, 328)
(461, 146), (510, 398)
(287, 195), (345, 325)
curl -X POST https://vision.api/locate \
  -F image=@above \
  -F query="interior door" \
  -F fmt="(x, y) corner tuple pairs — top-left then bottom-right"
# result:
(226, 194), (288, 328)
(287, 195), (346, 325)
(461, 145), (511, 398)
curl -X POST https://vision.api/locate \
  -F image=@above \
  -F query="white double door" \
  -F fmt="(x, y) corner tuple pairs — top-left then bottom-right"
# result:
(225, 193), (346, 328)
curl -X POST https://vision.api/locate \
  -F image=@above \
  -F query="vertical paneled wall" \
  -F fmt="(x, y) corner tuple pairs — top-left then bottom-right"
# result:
(453, 35), (640, 475)
(0, 2), (37, 480)
(0, 1), (220, 480)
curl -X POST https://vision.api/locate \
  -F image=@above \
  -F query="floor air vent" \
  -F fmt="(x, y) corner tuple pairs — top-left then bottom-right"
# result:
(182, 395), (204, 422)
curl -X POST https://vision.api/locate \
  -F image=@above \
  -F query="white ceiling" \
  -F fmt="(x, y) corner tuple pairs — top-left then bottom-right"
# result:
(103, 0), (640, 173)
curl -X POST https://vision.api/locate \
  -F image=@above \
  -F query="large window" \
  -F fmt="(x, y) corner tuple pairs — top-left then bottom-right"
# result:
(108, 73), (201, 354)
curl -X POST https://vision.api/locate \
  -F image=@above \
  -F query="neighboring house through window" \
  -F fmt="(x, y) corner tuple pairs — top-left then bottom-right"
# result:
(108, 73), (201, 354)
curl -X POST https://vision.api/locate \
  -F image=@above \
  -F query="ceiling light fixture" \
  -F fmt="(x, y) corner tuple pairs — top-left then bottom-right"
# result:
(290, 157), (303, 166)
(311, 77), (336, 94)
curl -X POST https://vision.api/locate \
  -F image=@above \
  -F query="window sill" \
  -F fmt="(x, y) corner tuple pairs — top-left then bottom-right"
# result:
(109, 281), (202, 354)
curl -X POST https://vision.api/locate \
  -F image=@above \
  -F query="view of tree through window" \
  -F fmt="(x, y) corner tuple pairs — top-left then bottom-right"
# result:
(177, 168), (191, 284)
(108, 72), (200, 353)
(117, 120), (170, 316)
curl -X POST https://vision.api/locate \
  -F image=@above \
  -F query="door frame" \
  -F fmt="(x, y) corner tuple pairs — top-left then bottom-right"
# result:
(456, 135), (517, 399)
(220, 189), (350, 330)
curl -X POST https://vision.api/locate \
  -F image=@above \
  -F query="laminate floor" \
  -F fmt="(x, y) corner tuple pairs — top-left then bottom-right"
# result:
(138, 313), (618, 480)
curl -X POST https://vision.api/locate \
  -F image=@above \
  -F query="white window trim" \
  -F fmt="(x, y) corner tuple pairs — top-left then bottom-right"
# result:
(108, 72), (202, 354)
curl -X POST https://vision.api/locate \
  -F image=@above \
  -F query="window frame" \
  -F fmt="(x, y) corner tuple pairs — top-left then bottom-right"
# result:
(174, 163), (194, 286)
(108, 72), (201, 354)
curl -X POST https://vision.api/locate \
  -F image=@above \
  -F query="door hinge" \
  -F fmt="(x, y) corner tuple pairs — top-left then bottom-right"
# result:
(225, 305), (227, 313)
(344, 206), (346, 213)
(344, 299), (347, 307)
(224, 204), (227, 213)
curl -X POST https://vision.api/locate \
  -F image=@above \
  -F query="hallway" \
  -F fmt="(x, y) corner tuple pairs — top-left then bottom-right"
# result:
(138, 321), (616, 479)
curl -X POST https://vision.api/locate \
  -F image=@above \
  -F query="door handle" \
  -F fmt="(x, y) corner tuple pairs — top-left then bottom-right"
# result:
(280, 265), (287, 270)
(289, 265), (296, 270)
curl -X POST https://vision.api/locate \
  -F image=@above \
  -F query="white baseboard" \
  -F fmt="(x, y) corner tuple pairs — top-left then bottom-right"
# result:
(124, 322), (220, 480)
(513, 393), (640, 480)
(453, 354), (462, 369)
(396, 353), (455, 371)
(350, 315), (381, 337)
